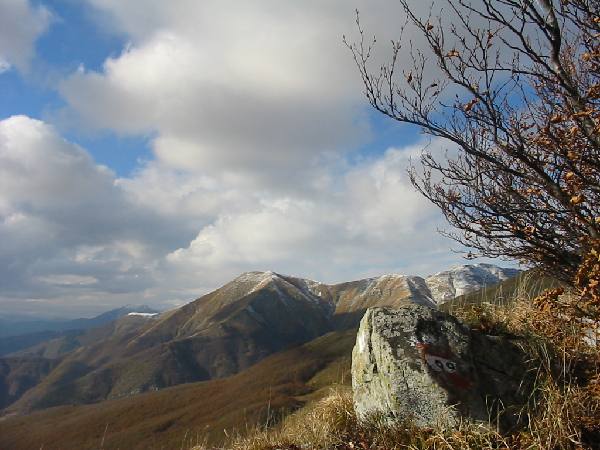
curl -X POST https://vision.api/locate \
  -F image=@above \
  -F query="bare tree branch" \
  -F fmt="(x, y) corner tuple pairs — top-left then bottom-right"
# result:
(347, 0), (600, 282)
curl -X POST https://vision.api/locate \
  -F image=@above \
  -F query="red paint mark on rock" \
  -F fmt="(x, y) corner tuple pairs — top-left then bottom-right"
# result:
(415, 342), (473, 390)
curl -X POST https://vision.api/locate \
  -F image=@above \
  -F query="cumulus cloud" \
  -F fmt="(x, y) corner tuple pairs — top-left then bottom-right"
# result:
(57, 0), (488, 185)
(161, 141), (459, 293)
(58, 0), (418, 185)
(2, 1), (496, 317)
(0, 115), (461, 317)
(0, 58), (10, 73)
(0, 0), (51, 72)
(0, 116), (192, 316)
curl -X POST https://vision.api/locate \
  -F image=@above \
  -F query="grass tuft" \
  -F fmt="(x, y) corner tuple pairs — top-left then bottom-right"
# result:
(194, 265), (600, 450)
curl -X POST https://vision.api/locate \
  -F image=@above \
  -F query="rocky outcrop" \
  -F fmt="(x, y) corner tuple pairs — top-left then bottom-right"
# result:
(352, 305), (531, 431)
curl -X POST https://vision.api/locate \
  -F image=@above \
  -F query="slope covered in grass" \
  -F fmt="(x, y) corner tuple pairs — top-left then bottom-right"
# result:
(0, 267), (526, 450)
(440, 270), (561, 312)
(212, 286), (600, 450)
(0, 329), (355, 450)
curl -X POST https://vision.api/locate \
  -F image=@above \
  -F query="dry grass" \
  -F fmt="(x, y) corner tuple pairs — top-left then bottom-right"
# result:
(0, 330), (357, 450)
(191, 388), (517, 450)
(197, 267), (600, 450)
(4, 269), (598, 449)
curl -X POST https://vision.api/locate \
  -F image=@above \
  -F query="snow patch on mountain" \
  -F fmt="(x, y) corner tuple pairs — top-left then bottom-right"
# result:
(233, 263), (519, 312)
(425, 263), (520, 304)
(127, 312), (159, 318)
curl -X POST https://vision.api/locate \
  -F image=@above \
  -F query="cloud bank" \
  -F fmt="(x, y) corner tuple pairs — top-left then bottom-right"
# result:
(0, 0), (51, 72)
(0, 1), (479, 317)
(0, 115), (459, 317)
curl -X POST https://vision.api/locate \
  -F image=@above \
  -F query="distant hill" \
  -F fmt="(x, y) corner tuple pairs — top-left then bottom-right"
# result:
(0, 306), (159, 357)
(425, 263), (520, 304)
(1, 265), (518, 415)
(13, 314), (160, 360)
(4, 272), (335, 413)
(0, 305), (159, 339)
(0, 357), (60, 413)
(0, 263), (524, 449)
(0, 331), (65, 357)
(0, 329), (356, 450)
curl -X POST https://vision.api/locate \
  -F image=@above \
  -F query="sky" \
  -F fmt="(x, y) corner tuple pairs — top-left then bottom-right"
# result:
(0, 0), (504, 319)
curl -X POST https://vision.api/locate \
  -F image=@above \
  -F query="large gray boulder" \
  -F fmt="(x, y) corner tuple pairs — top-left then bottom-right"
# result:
(352, 305), (531, 431)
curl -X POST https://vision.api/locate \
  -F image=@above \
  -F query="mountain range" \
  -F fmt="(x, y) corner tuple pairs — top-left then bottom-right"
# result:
(0, 305), (159, 358)
(0, 263), (518, 418)
(0, 305), (159, 339)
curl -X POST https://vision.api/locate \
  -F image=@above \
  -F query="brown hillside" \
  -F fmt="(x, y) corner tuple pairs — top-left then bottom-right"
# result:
(0, 357), (59, 410)
(2, 266), (519, 415)
(0, 329), (356, 450)
(7, 272), (334, 414)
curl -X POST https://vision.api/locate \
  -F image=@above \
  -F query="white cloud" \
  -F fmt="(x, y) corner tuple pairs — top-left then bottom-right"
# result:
(37, 274), (98, 286)
(0, 0), (51, 72)
(0, 57), (10, 73)
(57, 0), (488, 187)
(2, 1), (507, 317)
(0, 115), (463, 317)
(161, 141), (460, 292)
(0, 116), (191, 315)
(59, 0), (416, 186)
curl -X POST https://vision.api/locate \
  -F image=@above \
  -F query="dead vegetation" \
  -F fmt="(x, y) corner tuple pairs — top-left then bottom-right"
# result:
(196, 254), (600, 450)
(201, 2), (600, 446)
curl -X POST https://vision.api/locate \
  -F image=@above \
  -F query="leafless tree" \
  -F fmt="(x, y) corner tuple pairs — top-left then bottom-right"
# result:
(346, 0), (600, 283)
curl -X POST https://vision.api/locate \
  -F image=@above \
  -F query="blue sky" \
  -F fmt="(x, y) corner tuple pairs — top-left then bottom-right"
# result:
(2, 0), (153, 176)
(2, 0), (424, 177)
(0, 0), (476, 318)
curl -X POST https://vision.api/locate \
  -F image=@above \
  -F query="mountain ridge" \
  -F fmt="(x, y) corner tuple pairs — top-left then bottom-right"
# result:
(1, 263), (518, 415)
(0, 305), (160, 338)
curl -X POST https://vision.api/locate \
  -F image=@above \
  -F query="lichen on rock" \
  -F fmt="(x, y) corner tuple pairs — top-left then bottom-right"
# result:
(352, 305), (531, 431)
